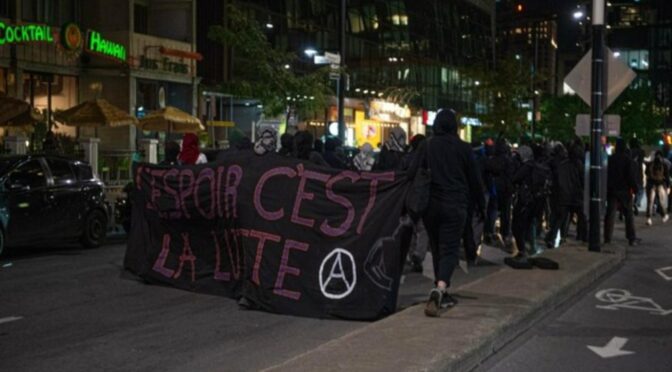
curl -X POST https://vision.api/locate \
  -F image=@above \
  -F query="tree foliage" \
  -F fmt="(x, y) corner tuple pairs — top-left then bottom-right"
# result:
(538, 84), (664, 145)
(208, 3), (333, 118)
(462, 56), (539, 139)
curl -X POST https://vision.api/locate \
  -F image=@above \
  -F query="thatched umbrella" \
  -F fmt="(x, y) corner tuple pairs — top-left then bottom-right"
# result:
(0, 96), (42, 128)
(54, 99), (138, 128)
(138, 106), (204, 133)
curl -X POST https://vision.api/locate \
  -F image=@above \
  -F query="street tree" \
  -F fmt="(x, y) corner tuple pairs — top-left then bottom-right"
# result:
(607, 84), (664, 145)
(208, 3), (332, 120)
(462, 56), (537, 139)
(538, 94), (587, 142)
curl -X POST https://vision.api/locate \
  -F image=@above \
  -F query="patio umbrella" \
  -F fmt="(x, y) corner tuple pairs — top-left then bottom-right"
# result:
(54, 99), (138, 128)
(0, 96), (42, 128)
(138, 106), (204, 133)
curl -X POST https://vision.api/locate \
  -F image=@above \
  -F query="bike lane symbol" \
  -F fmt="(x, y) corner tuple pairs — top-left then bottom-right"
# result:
(595, 289), (672, 316)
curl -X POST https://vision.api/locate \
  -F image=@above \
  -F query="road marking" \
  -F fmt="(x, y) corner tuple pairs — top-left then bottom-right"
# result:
(587, 337), (635, 358)
(655, 266), (672, 281)
(595, 289), (672, 316)
(0, 316), (23, 325)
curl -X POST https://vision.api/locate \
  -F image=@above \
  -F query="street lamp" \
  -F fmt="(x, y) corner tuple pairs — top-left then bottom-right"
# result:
(573, 11), (585, 20)
(304, 48), (318, 57)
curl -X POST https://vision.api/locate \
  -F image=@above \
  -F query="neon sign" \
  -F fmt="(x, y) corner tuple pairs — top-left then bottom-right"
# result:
(86, 30), (127, 62)
(0, 21), (54, 45)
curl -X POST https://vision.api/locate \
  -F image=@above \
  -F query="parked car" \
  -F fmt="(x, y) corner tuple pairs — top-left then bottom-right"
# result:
(0, 155), (108, 256)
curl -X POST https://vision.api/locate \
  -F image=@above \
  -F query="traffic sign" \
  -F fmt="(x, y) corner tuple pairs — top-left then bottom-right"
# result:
(564, 48), (636, 109)
(575, 114), (621, 136)
(325, 51), (341, 65)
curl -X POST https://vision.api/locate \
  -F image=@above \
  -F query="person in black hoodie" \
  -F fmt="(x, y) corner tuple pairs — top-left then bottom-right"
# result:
(323, 137), (348, 169)
(545, 141), (586, 248)
(374, 127), (407, 171)
(409, 109), (485, 317)
(486, 138), (516, 250)
(604, 139), (640, 246)
(629, 138), (646, 215)
(278, 133), (294, 157)
(294, 130), (328, 167)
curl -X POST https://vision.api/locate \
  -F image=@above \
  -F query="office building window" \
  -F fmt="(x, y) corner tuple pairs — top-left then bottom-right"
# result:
(0, 0), (10, 18)
(21, 0), (78, 24)
(135, 3), (149, 34)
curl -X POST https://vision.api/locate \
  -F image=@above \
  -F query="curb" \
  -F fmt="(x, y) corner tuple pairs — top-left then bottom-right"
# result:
(265, 243), (626, 372)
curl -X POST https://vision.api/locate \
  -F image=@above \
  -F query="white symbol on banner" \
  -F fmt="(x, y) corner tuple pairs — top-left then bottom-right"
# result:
(319, 248), (357, 300)
(587, 337), (635, 359)
(595, 289), (672, 316)
(655, 266), (672, 281)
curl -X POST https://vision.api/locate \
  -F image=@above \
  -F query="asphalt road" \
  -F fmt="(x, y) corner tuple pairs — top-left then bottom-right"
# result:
(479, 218), (672, 372)
(0, 234), (501, 372)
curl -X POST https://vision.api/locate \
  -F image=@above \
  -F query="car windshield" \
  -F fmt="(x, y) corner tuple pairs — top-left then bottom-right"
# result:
(0, 158), (21, 175)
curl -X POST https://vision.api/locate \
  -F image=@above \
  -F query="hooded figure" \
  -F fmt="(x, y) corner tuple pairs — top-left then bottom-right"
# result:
(253, 125), (278, 156)
(353, 143), (375, 171)
(179, 133), (207, 165)
(294, 130), (328, 166)
(323, 137), (348, 169)
(162, 141), (181, 166)
(407, 108), (485, 316)
(374, 127), (407, 171)
(278, 133), (294, 157)
(605, 138), (640, 245)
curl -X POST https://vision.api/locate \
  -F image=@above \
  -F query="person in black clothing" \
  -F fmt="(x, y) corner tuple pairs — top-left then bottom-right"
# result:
(629, 138), (646, 215)
(604, 139), (640, 246)
(294, 130), (328, 167)
(374, 127), (407, 171)
(545, 142), (587, 248)
(511, 145), (551, 261)
(644, 151), (670, 225)
(278, 133), (294, 157)
(402, 135), (429, 273)
(161, 141), (181, 166)
(462, 140), (489, 265)
(487, 138), (516, 250)
(323, 137), (348, 169)
(409, 108), (485, 317)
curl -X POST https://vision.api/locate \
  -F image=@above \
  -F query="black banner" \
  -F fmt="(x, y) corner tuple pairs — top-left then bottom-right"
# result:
(124, 152), (410, 320)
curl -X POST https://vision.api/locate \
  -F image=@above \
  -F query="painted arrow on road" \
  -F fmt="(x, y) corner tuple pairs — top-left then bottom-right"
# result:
(587, 337), (635, 358)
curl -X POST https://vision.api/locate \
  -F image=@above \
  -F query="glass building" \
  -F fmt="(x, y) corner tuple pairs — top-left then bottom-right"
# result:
(198, 0), (496, 140)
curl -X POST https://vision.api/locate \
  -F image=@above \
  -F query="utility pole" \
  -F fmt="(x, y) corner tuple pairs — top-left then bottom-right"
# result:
(337, 0), (346, 142)
(589, 0), (606, 252)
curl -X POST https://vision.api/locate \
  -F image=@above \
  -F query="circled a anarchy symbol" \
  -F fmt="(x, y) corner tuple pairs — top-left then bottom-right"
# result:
(319, 248), (357, 300)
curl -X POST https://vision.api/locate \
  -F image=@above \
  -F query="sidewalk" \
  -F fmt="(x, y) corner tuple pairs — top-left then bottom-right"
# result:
(265, 242), (625, 372)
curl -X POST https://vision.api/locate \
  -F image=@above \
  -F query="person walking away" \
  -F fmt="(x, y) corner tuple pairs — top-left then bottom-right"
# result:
(462, 140), (489, 265)
(401, 135), (428, 273)
(604, 139), (640, 246)
(511, 145), (551, 262)
(353, 143), (376, 171)
(179, 133), (208, 165)
(630, 138), (646, 215)
(487, 138), (516, 251)
(408, 109), (485, 317)
(645, 151), (670, 225)
(545, 142), (586, 248)
(374, 127), (407, 171)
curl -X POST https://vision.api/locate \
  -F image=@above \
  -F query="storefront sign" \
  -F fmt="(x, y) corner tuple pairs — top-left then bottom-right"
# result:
(86, 30), (127, 62)
(140, 55), (189, 74)
(370, 100), (411, 120)
(125, 154), (409, 319)
(60, 22), (83, 51)
(0, 21), (54, 45)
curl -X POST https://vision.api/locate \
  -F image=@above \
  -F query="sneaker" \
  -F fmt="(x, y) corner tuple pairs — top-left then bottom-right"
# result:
(440, 292), (458, 309)
(646, 218), (653, 226)
(664, 215), (670, 223)
(424, 288), (443, 317)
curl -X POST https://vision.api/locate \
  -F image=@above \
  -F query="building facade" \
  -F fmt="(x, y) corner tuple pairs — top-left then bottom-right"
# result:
(0, 0), (199, 159)
(197, 0), (495, 146)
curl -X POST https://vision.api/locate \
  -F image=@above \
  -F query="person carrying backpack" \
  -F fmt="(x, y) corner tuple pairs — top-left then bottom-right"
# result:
(511, 145), (552, 264)
(604, 139), (640, 246)
(645, 151), (670, 225)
